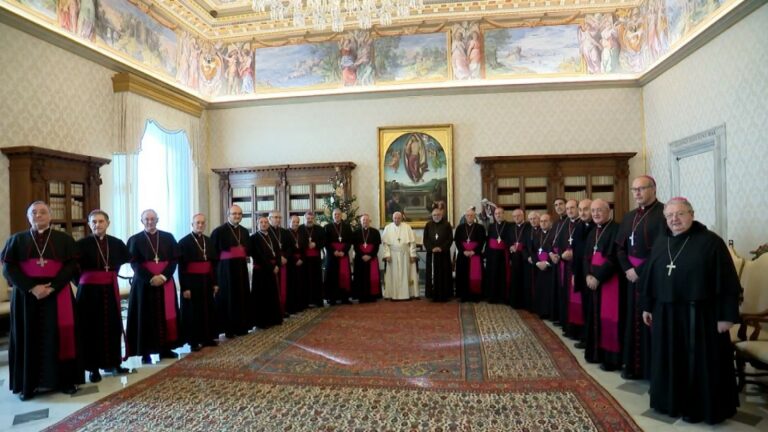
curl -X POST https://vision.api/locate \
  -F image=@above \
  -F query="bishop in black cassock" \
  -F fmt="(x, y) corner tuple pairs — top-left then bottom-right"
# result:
(2, 202), (82, 400)
(75, 210), (131, 382)
(423, 208), (453, 302)
(582, 200), (623, 370)
(287, 215), (309, 313)
(178, 214), (219, 351)
(352, 214), (382, 303)
(526, 214), (558, 319)
(126, 210), (181, 362)
(641, 199), (739, 425)
(508, 209), (530, 309)
(269, 212), (294, 316)
(454, 209), (486, 302)
(484, 208), (512, 304)
(300, 213), (325, 307)
(617, 176), (665, 380)
(210, 206), (251, 337)
(324, 209), (353, 304)
(249, 217), (283, 328)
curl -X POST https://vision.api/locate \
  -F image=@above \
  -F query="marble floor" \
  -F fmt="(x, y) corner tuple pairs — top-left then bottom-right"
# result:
(0, 311), (766, 431)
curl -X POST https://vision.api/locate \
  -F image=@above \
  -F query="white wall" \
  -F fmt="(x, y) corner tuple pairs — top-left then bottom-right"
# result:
(643, 3), (768, 257)
(208, 87), (645, 228)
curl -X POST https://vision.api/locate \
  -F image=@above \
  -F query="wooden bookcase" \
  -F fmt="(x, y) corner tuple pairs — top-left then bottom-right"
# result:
(2, 146), (110, 240)
(214, 162), (355, 232)
(475, 153), (636, 221)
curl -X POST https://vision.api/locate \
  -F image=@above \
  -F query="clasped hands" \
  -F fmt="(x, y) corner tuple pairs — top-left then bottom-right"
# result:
(30, 283), (54, 299)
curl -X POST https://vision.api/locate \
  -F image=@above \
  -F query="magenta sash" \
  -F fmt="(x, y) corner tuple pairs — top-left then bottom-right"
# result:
(537, 251), (549, 262)
(79, 270), (128, 359)
(305, 247), (320, 257)
(186, 261), (213, 274)
(141, 261), (178, 342)
(464, 241), (482, 295)
(488, 238), (511, 287)
(20, 259), (76, 360)
(331, 242), (351, 292)
(513, 242), (524, 252)
(591, 252), (620, 353)
(628, 255), (645, 268)
(220, 246), (246, 260)
(359, 243), (380, 296)
(566, 253), (583, 325)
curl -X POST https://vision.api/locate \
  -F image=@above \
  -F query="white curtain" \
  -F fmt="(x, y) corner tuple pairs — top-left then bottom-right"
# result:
(112, 92), (203, 242)
(137, 120), (196, 241)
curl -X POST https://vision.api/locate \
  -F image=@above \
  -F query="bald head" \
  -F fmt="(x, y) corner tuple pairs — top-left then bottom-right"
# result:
(228, 205), (243, 225)
(511, 209), (524, 224)
(565, 199), (579, 220)
(578, 199), (593, 222)
(539, 213), (552, 230)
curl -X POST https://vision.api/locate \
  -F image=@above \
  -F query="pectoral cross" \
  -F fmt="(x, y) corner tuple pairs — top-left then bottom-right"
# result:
(154, 255), (160, 264)
(666, 262), (676, 276)
(497, 236), (501, 243)
(538, 247), (543, 255)
(435, 233), (439, 240)
(338, 236), (342, 243)
(568, 237), (573, 246)
(593, 245), (599, 253)
(36, 257), (47, 267)
(629, 233), (635, 247)
(104, 264), (110, 272)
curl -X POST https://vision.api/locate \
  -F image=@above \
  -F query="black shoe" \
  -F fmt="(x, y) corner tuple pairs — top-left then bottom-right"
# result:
(141, 355), (153, 364)
(202, 340), (218, 347)
(61, 385), (78, 395)
(574, 342), (587, 349)
(89, 370), (102, 383)
(224, 333), (235, 339)
(682, 416), (702, 424)
(18, 392), (34, 401)
(160, 350), (178, 359)
(599, 363), (619, 372)
(191, 344), (201, 352)
(106, 367), (131, 375)
(621, 370), (638, 380)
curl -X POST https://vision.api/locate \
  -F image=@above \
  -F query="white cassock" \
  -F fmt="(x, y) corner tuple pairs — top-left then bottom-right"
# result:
(381, 222), (419, 300)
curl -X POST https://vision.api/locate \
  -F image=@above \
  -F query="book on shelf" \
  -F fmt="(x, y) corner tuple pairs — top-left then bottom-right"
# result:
(592, 175), (614, 186)
(256, 186), (275, 196)
(290, 198), (310, 210)
(315, 184), (334, 194)
(290, 184), (310, 195)
(257, 200), (275, 211)
(71, 183), (84, 197)
(48, 181), (65, 195)
(524, 177), (547, 188)
(232, 187), (252, 198)
(497, 177), (520, 188)
(564, 176), (586, 186)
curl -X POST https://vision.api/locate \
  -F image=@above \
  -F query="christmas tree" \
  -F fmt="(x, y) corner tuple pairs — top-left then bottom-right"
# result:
(317, 167), (359, 229)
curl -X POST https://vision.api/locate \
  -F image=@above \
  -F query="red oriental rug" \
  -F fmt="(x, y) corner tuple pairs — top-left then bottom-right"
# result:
(46, 301), (640, 431)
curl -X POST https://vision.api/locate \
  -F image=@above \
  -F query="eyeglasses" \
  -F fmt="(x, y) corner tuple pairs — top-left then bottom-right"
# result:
(630, 186), (654, 193)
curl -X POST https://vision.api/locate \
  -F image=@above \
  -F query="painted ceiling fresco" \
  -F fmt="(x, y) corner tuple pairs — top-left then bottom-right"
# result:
(1, 0), (739, 102)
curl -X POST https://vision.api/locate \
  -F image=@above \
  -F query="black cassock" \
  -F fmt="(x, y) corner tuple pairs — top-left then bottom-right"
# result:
(525, 228), (557, 319)
(126, 230), (180, 357)
(582, 221), (623, 368)
(269, 226), (294, 316)
(423, 219), (453, 302)
(640, 221), (740, 424)
(286, 227), (309, 313)
(484, 222), (513, 304)
(301, 224), (325, 307)
(324, 222), (353, 303)
(352, 227), (382, 302)
(565, 220), (594, 341)
(210, 222), (251, 336)
(249, 231), (283, 328)
(508, 222), (531, 308)
(522, 227), (540, 312)
(616, 200), (665, 379)
(548, 219), (569, 322)
(75, 234), (130, 372)
(178, 232), (219, 348)
(454, 222), (486, 302)
(555, 219), (581, 333)
(2, 229), (83, 397)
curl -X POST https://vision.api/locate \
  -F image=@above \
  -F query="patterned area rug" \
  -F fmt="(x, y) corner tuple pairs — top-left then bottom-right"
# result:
(46, 301), (640, 431)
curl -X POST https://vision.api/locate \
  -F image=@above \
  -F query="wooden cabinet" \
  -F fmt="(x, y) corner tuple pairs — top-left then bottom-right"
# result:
(214, 162), (355, 232)
(2, 146), (110, 240)
(475, 153), (636, 221)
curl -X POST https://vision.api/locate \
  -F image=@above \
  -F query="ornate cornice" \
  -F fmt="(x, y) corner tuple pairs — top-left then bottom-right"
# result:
(112, 73), (206, 118)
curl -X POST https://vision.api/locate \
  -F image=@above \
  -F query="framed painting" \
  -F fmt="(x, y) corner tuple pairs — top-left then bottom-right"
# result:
(379, 125), (453, 229)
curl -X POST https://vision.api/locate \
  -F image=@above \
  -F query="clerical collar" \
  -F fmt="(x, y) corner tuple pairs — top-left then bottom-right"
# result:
(640, 200), (658, 211)
(96, 234), (107, 240)
(228, 222), (239, 228)
(570, 218), (578, 223)
(145, 230), (158, 236)
(31, 227), (50, 235)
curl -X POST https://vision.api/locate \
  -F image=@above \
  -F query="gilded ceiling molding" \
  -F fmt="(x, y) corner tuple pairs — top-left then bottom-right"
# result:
(112, 73), (205, 117)
(483, 12), (579, 29)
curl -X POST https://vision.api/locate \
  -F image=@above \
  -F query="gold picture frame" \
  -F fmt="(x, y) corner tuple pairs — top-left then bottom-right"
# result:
(379, 124), (453, 229)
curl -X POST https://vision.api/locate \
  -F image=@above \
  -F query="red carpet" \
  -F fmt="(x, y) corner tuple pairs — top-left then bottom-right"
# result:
(46, 301), (640, 431)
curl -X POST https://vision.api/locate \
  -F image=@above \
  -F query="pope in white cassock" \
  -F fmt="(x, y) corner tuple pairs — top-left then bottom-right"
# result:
(381, 212), (419, 299)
